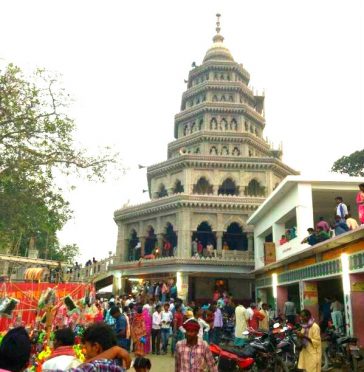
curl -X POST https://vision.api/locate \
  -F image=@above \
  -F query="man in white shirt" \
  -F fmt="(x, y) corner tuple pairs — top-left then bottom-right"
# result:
(152, 304), (162, 354)
(160, 303), (173, 354)
(335, 196), (348, 223)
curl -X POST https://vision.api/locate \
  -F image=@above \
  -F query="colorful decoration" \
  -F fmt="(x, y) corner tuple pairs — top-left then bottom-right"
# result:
(0, 297), (19, 318)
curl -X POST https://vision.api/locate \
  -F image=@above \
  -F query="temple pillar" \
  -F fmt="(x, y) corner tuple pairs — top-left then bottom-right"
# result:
(176, 272), (189, 302)
(247, 232), (254, 253)
(177, 209), (191, 258)
(115, 222), (127, 263)
(140, 237), (146, 257)
(216, 231), (223, 254)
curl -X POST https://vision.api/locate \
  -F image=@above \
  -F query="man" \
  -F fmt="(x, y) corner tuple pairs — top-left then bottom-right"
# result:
(0, 327), (31, 372)
(42, 328), (81, 369)
(175, 319), (218, 372)
(160, 302), (173, 354)
(330, 296), (344, 332)
(316, 226), (330, 243)
(61, 323), (131, 371)
(335, 196), (348, 223)
(110, 306), (129, 351)
(283, 297), (296, 324)
(259, 303), (270, 331)
(316, 216), (330, 232)
(301, 228), (318, 246)
(191, 238), (198, 257)
(248, 303), (264, 330)
(151, 304), (162, 355)
(345, 213), (359, 230)
(333, 215), (349, 236)
(234, 301), (249, 346)
(172, 303), (184, 355)
(212, 303), (223, 344)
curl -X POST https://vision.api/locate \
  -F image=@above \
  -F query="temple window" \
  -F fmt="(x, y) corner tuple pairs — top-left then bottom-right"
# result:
(221, 95), (226, 102)
(212, 95), (218, 102)
(229, 95), (234, 102)
(198, 119), (203, 130)
(193, 177), (213, 195)
(210, 146), (218, 155)
(183, 124), (189, 136)
(195, 147), (200, 154)
(218, 178), (239, 196)
(232, 147), (240, 156)
(220, 74), (224, 80)
(190, 122), (196, 133)
(231, 119), (237, 130)
(245, 179), (266, 197)
(210, 118), (218, 130)
(214, 73), (218, 80)
(221, 118), (228, 130)
(157, 184), (168, 198)
(245, 121), (248, 131)
(227, 75), (231, 81)
(221, 146), (229, 155)
(173, 180), (184, 193)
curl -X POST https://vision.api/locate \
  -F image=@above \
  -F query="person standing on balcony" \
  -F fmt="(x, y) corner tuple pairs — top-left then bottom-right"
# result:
(191, 238), (198, 257)
(335, 196), (348, 223)
(197, 241), (203, 257)
(356, 183), (364, 225)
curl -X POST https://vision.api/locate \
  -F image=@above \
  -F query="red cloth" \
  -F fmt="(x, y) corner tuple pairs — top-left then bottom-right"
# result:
(174, 311), (183, 329)
(48, 345), (75, 360)
(249, 309), (265, 330)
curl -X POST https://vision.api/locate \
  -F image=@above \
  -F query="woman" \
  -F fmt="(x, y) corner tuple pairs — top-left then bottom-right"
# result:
(297, 309), (321, 372)
(142, 307), (152, 354)
(131, 306), (147, 356)
(356, 183), (364, 225)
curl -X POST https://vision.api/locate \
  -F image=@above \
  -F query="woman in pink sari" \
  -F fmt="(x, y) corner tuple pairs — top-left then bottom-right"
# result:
(142, 307), (152, 354)
(356, 183), (364, 225)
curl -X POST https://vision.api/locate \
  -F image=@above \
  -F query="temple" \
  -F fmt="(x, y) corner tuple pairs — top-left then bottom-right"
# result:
(112, 14), (298, 302)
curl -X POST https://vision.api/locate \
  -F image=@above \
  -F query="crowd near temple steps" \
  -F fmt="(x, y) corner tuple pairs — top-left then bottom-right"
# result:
(0, 13), (364, 372)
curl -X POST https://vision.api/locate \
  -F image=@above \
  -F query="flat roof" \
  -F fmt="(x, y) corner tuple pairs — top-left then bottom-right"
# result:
(247, 175), (364, 225)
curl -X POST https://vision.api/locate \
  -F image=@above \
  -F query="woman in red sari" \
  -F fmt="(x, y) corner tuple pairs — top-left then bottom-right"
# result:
(142, 307), (152, 354)
(356, 183), (364, 225)
(131, 306), (147, 356)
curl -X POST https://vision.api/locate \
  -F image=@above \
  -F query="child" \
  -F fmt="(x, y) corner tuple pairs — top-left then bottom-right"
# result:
(133, 356), (151, 372)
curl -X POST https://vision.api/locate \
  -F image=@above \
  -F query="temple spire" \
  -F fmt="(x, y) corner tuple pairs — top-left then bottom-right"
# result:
(216, 13), (221, 34)
(213, 13), (224, 43)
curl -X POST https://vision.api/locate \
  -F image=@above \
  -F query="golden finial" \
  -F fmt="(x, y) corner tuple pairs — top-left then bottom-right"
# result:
(216, 13), (221, 34)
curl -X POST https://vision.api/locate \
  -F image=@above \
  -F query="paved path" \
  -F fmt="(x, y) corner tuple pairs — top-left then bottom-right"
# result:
(132, 353), (175, 371)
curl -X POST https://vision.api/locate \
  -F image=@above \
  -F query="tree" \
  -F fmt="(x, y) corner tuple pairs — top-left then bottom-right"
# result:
(331, 150), (364, 177)
(0, 63), (119, 258)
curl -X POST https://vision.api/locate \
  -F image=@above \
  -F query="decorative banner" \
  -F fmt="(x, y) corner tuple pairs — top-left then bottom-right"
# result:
(303, 282), (318, 306)
(0, 282), (92, 332)
(351, 281), (364, 292)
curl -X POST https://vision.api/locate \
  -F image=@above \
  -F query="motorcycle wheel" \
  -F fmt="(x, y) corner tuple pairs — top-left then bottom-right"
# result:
(274, 357), (289, 372)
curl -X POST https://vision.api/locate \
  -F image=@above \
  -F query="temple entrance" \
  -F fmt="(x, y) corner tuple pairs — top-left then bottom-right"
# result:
(223, 223), (247, 251)
(163, 223), (177, 256)
(128, 229), (140, 261)
(145, 226), (157, 256)
(192, 221), (216, 249)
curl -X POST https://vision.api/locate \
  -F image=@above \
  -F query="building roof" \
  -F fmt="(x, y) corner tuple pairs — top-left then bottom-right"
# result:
(247, 175), (364, 225)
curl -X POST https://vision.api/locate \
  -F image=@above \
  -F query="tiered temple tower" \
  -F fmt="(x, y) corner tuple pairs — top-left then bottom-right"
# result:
(112, 15), (298, 301)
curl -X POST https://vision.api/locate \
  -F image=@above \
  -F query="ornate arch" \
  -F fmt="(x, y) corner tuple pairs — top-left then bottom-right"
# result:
(218, 178), (239, 196)
(245, 179), (266, 197)
(221, 146), (229, 155)
(210, 117), (218, 130)
(221, 118), (228, 130)
(222, 217), (246, 231)
(210, 146), (218, 155)
(230, 118), (238, 131)
(173, 179), (184, 193)
(193, 218), (216, 232)
(193, 176), (213, 195)
(232, 147), (240, 156)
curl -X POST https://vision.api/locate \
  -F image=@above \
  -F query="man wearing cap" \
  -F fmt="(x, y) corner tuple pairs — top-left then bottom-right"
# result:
(175, 319), (218, 372)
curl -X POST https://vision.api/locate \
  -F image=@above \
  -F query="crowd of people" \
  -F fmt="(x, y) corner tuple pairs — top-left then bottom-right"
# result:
(301, 189), (364, 247)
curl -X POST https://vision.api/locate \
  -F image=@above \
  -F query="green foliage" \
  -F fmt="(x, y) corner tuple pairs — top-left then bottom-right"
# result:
(331, 150), (364, 177)
(0, 63), (119, 260)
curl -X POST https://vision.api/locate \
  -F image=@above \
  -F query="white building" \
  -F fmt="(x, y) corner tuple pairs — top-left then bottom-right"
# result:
(248, 175), (363, 269)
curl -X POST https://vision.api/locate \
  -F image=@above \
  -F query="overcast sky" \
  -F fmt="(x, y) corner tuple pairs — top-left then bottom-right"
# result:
(1, 0), (363, 263)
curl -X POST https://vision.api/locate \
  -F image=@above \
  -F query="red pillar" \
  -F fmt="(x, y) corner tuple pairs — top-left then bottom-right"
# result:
(277, 286), (288, 318)
(351, 273), (364, 347)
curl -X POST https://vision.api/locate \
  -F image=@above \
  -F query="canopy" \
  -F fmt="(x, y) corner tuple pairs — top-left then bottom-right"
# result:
(24, 267), (47, 281)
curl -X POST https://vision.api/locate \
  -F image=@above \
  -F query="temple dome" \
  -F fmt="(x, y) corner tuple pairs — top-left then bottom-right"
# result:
(203, 14), (234, 63)
(203, 34), (234, 63)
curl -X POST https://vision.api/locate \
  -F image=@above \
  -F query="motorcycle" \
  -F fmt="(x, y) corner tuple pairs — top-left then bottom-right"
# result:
(209, 343), (255, 371)
(322, 326), (362, 372)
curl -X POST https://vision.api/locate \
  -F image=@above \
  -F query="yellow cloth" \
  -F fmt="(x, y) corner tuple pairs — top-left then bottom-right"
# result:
(235, 305), (249, 338)
(298, 322), (321, 372)
(259, 309), (269, 331)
